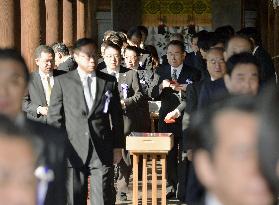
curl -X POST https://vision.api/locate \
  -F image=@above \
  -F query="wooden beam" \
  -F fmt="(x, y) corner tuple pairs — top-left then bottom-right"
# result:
(0, 0), (15, 47)
(46, 0), (59, 45)
(63, 0), (74, 46)
(21, 0), (41, 72)
(77, 0), (85, 39)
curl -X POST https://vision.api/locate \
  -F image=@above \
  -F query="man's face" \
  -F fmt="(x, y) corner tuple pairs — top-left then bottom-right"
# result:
(124, 50), (139, 69)
(167, 45), (186, 68)
(206, 50), (226, 80)
(224, 63), (259, 96)
(0, 59), (27, 119)
(225, 38), (252, 60)
(0, 137), (37, 205)
(129, 35), (141, 48)
(74, 44), (97, 74)
(103, 47), (121, 71)
(196, 111), (273, 205)
(35, 52), (55, 74)
(191, 37), (199, 53)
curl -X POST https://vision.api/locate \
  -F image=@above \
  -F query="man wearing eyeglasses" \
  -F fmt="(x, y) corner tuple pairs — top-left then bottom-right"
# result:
(149, 40), (201, 199)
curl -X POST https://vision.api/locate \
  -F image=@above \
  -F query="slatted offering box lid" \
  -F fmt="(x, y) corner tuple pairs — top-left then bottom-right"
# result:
(126, 132), (174, 152)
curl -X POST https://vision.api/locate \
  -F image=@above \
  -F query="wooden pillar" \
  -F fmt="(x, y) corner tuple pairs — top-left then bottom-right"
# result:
(85, 0), (95, 38)
(45, 0), (59, 45)
(77, 0), (85, 39)
(21, 0), (41, 72)
(0, 0), (15, 47)
(63, 0), (74, 46)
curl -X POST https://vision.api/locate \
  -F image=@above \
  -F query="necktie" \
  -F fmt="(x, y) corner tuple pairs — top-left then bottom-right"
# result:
(172, 69), (178, 81)
(46, 76), (52, 105)
(84, 76), (93, 111)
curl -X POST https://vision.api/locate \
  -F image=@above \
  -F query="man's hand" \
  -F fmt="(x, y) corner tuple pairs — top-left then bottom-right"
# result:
(113, 148), (122, 165)
(165, 109), (181, 120)
(170, 83), (187, 92)
(37, 106), (48, 116)
(120, 100), (126, 110)
(161, 79), (171, 88)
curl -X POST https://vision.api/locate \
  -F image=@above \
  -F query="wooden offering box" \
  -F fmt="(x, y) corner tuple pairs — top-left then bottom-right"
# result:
(126, 132), (174, 152)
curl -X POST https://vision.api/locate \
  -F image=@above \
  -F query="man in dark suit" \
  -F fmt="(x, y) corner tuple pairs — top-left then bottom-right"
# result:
(188, 96), (275, 205)
(101, 42), (143, 201)
(149, 40), (201, 198)
(198, 52), (260, 109)
(237, 27), (276, 85)
(47, 38), (124, 205)
(23, 45), (65, 123)
(52, 42), (77, 72)
(0, 48), (67, 205)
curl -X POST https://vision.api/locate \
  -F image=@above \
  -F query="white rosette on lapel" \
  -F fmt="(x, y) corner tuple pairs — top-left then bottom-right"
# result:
(121, 83), (129, 99)
(103, 90), (112, 113)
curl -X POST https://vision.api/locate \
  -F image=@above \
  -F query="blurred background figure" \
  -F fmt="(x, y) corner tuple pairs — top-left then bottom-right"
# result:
(258, 84), (279, 198)
(189, 96), (275, 205)
(0, 114), (40, 205)
(52, 42), (77, 72)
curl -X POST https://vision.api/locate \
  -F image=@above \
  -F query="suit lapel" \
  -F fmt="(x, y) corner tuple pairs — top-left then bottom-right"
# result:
(88, 72), (106, 116)
(72, 70), (88, 114)
(34, 72), (47, 105)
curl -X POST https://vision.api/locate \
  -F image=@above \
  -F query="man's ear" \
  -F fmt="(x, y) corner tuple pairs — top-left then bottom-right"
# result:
(276, 161), (279, 179)
(223, 51), (228, 61)
(194, 150), (217, 189)
(224, 74), (230, 91)
(35, 58), (39, 66)
(73, 53), (79, 63)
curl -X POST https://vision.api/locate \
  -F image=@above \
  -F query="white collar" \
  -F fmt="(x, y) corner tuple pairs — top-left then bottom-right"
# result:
(205, 192), (223, 205)
(107, 66), (120, 75)
(171, 64), (183, 77)
(253, 46), (259, 55)
(77, 67), (95, 80)
(39, 70), (53, 78)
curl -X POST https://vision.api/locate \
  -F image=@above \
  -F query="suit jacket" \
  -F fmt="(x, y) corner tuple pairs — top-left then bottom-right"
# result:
(149, 64), (201, 123)
(254, 46), (276, 85)
(22, 69), (65, 123)
(57, 57), (77, 72)
(198, 78), (228, 109)
(23, 118), (67, 205)
(47, 69), (124, 167)
(101, 66), (144, 136)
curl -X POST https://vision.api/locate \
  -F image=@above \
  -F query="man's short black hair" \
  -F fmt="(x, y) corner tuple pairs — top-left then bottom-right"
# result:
(258, 84), (279, 194)
(167, 40), (185, 52)
(237, 27), (261, 46)
(74, 38), (97, 52)
(224, 35), (253, 52)
(124, 46), (140, 56)
(137, 26), (148, 37)
(104, 41), (121, 55)
(0, 48), (29, 83)
(127, 26), (142, 40)
(51, 42), (70, 56)
(34, 45), (55, 59)
(226, 52), (260, 76)
(189, 95), (257, 155)
(215, 25), (235, 38)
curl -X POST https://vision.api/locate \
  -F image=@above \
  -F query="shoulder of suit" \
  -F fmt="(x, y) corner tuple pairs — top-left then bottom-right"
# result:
(96, 70), (116, 82)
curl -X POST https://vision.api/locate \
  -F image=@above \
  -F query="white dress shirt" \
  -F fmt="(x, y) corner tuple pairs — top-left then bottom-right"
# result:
(39, 70), (54, 105)
(171, 64), (183, 80)
(107, 67), (120, 82)
(77, 67), (96, 110)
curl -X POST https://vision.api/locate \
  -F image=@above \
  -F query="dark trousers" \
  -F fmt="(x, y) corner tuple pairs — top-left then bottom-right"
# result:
(66, 166), (115, 205)
(158, 120), (182, 194)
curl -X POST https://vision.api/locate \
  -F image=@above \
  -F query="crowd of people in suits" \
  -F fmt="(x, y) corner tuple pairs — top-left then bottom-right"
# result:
(0, 24), (278, 205)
